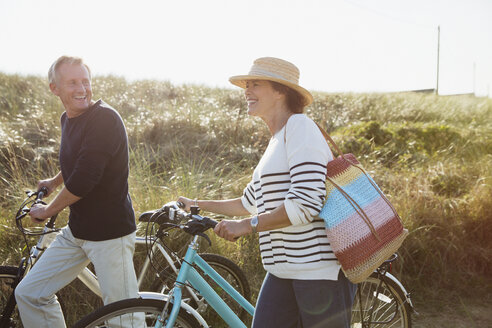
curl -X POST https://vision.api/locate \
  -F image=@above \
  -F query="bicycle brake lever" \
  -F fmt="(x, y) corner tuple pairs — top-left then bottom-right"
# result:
(16, 213), (27, 221)
(198, 232), (212, 246)
(15, 206), (30, 220)
(182, 219), (214, 245)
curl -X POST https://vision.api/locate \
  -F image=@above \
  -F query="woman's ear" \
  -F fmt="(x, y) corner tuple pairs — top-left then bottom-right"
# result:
(273, 89), (285, 101)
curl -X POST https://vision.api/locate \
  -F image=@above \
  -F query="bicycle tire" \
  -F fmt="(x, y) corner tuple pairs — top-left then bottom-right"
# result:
(73, 298), (200, 328)
(351, 271), (412, 328)
(150, 253), (251, 322)
(0, 266), (22, 328)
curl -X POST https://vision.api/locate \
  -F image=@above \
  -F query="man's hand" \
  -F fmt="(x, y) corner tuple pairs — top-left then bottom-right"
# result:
(29, 203), (51, 223)
(29, 186), (81, 224)
(37, 172), (63, 197)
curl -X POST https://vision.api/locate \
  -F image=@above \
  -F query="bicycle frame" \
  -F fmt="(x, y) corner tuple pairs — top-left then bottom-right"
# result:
(11, 228), (202, 306)
(163, 235), (255, 328)
(135, 236), (177, 290)
(76, 235), (201, 303)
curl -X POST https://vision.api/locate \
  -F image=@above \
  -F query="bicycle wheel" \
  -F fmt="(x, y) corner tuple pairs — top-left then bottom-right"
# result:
(150, 253), (251, 322)
(73, 298), (200, 328)
(351, 272), (412, 328)
(0, 266), (22, 328)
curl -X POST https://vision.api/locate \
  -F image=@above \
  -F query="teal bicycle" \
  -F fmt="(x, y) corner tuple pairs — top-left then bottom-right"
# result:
(73, 202), (254, 328)
(74, 202), (414, 328)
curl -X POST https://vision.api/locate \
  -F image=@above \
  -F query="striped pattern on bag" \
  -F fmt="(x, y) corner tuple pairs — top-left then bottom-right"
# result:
(318, 153), (408, 283)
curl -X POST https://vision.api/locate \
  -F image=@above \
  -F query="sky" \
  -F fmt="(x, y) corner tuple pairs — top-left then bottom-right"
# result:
(0, 0), (491, 96)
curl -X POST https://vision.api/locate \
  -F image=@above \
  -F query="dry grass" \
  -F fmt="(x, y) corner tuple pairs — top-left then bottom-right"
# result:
(1, 72), (491, 325)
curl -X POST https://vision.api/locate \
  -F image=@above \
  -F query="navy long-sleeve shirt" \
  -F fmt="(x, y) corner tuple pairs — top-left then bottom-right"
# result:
(60, 99), (136, 241)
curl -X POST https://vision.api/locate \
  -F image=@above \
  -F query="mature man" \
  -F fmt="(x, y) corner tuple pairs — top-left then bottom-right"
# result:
(15, 56), (140, 327)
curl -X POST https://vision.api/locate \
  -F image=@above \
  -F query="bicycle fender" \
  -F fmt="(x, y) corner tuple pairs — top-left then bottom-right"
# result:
(137, 292), (209, 327)
(383, 272), (414, 311)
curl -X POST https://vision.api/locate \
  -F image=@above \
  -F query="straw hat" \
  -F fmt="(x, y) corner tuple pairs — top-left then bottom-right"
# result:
(229, 57), (313, 107)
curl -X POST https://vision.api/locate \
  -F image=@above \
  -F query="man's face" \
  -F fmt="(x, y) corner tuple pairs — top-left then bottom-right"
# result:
(50, 63), (92, 117)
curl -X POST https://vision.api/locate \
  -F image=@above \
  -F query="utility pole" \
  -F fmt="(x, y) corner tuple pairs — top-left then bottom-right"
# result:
(473, 62), (476, 96)
(436, 25), (440, 95)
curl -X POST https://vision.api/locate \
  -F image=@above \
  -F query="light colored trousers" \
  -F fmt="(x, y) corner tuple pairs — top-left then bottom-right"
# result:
(15, 226), (140, 328)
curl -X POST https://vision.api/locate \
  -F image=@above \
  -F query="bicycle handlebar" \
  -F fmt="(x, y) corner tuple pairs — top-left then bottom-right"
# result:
(139, 201), (218, 239)
(32, 187), (57, 227)
(15, 187), (59, 235)
(37, 186), (48, 200)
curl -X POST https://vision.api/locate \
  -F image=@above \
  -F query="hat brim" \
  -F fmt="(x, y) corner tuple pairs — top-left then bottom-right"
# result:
(229, 75), (313, 107)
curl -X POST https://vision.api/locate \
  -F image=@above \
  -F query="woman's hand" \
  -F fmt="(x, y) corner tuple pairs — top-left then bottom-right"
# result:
(176, 196), (195, 211)
(214, 219), (252, 242)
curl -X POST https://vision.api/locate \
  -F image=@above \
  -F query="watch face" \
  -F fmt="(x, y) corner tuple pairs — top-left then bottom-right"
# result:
(251, 216), (258, 232)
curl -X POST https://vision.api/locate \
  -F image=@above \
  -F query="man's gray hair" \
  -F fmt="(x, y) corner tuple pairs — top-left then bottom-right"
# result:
(48, 56), (91, 85)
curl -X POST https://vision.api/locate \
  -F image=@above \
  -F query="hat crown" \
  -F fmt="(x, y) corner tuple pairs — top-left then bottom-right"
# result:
(229, 56), (313, 106)
(249, 57), (300, 85)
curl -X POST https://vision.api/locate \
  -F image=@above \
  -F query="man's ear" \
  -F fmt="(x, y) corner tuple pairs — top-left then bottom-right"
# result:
(49, 83), (58, 96)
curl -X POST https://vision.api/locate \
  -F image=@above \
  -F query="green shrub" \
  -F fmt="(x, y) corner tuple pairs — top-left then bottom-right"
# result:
(430, 173), (468, 197)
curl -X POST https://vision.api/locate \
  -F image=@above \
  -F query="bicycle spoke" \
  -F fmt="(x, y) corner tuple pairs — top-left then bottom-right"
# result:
(351, 273), (410, 328)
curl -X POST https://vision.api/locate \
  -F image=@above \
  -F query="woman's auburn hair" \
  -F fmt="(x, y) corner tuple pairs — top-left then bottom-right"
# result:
(269, 81), (306, 114)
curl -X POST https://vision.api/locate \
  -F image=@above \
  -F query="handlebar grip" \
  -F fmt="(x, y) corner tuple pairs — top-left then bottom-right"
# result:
(34, 187), (58, 226)
(37, 187), (49, 200)
(202, 216), (218, 229)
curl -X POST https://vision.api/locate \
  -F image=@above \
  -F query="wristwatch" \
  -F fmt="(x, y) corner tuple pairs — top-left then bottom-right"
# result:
(250, 215), (259, 233)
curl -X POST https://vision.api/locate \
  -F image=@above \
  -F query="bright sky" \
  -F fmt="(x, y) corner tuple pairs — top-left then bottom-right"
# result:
(1, 0), (491, 96)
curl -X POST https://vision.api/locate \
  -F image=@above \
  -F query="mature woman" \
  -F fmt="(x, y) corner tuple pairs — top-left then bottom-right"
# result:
(178, 57), (356, 327)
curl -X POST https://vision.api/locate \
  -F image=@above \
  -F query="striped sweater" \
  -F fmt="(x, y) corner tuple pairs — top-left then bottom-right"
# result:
(241, 114), (341, 280)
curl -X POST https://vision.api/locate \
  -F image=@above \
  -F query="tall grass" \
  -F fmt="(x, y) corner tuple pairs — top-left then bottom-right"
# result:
(1, 72), (491, 325)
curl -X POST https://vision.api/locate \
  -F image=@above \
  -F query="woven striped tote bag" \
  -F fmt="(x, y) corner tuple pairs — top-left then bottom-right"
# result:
(316, 124), (408, 283)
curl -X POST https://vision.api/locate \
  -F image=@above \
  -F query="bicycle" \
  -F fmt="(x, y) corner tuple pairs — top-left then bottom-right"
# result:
(74, 202), (414, 328)
(95, 250), (416, 328)
(0, 190), (250, 327)
(74, 202), (254, 328)
(351, 254), (414, 328)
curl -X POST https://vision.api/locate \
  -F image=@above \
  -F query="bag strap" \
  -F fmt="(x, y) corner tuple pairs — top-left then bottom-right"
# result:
(314, 122), (345, 158)
(325, 174), (381, 240)
(314, 122), (404, 238)
(287, 120), (380, 239)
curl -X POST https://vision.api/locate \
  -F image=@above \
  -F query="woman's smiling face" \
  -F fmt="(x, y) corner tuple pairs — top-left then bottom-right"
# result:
(244, 80), (280, 118)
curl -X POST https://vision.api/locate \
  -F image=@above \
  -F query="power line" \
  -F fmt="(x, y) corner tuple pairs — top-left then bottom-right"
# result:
(341, 0), (435, 30)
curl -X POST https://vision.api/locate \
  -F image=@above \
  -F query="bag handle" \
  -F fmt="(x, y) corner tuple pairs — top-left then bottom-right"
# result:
(314, 122), (345, 158)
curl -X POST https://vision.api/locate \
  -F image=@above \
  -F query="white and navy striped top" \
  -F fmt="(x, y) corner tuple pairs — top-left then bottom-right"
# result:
(241, 114), (341, 280)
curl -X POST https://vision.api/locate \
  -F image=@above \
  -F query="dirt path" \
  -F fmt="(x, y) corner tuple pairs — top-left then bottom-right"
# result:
(411, 297), (491, 328)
